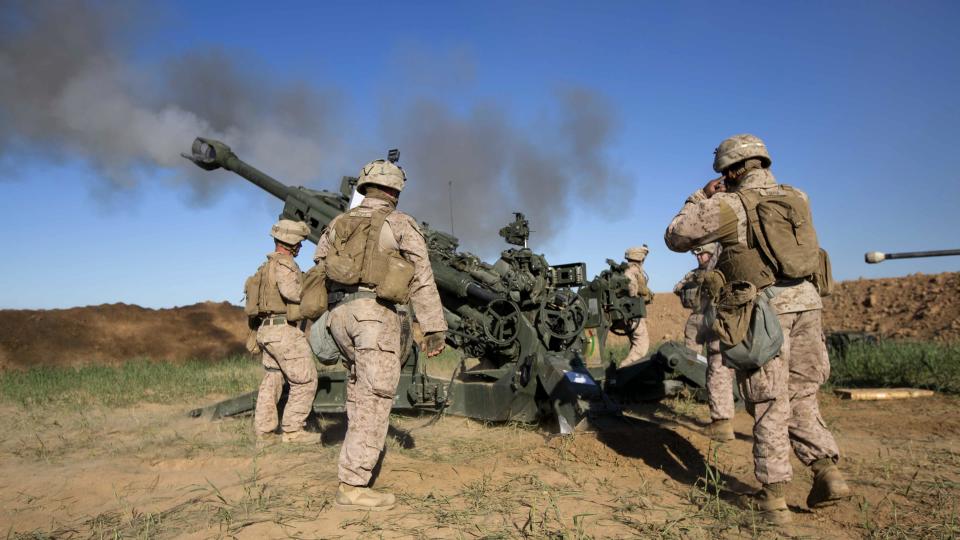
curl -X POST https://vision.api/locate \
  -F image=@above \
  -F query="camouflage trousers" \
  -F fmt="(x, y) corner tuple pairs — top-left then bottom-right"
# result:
(328, 298), (402, 487)
(685, 313), (736, 421)
(255, 323), (318, 435)
(736, 309), (841, 485)
(621, 318), (650, 367)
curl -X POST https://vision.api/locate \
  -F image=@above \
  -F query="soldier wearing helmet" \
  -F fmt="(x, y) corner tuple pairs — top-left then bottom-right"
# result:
(664, 134), (850, 525)
(250, 219), (320, 446)
(620, 245), (652, 367)
(673, 242), (736, 442)
(313, 154), (446, 511)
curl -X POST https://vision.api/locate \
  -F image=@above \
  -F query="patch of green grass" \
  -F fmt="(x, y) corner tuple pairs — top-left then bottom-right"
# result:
(0, 356), (261, 408)
(829, 341), (960, 394)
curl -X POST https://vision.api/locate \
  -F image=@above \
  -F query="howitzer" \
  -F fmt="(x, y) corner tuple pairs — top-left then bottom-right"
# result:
(865, 249), (960, 264)
(183, 137), (712, 432)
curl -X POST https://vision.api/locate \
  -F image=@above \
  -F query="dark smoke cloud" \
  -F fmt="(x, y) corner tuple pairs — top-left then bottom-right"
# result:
(389, 91), (628, 253)
(0, 1), (630, 252)
(0, 1), (344, 198)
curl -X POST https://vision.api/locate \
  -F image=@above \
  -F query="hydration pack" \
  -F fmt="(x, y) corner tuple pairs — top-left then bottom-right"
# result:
(737, 185), (820, 280)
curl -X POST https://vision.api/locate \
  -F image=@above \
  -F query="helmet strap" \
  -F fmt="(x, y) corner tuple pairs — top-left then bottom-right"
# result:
(275, 240), (301, 257)
(365, 186), (398, 207)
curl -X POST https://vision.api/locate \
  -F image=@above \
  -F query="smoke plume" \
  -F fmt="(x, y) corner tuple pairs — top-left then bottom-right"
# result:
(0, 1), (629, 252)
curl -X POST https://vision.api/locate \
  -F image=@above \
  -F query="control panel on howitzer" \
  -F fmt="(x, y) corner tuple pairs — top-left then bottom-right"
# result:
(184, 137), (710, 432)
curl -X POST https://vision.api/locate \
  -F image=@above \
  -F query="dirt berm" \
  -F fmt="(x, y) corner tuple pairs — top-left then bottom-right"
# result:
(1, 272), (956, 370)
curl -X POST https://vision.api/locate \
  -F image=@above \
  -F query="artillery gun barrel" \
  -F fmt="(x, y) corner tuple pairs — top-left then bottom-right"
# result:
(182, 137), (347, 240)
(865, 249), (960, 264)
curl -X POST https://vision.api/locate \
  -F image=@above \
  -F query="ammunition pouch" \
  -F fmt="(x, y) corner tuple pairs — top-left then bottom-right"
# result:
(708, 281), (783, 371)
(812, 248), (834, 297)
(679, 284), (700, 310)
(374, 253), (415, 304)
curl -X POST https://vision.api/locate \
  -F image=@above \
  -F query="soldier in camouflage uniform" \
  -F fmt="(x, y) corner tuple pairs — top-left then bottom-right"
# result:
(314, 158), (446, 511)
(621, 245), (652, 367)
(673, 243), (736, 442)
(664, 134), (850, 525)
(253, 220), (320, 445)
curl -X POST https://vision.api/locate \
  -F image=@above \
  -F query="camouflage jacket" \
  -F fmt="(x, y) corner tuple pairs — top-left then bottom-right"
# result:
(664, 169), (821, 314)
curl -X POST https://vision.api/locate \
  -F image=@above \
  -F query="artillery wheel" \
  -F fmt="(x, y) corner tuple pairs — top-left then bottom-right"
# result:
(482, 298), (522, 347)
(537, 289), (587, 343)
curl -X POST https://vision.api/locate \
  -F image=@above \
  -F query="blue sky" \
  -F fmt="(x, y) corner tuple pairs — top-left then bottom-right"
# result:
(1, 1), (958, 309)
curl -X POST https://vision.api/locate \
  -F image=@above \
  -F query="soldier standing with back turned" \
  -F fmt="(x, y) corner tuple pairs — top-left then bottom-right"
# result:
(314, 156), (446, 511)
(621, 245), (653, 367)
(673, 243), (736, 442)
(252, 220), (320, 445)
(664, 134), (851, 526)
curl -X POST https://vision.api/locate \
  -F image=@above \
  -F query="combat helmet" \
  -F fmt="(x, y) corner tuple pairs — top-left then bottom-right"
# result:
(270, 219), (310, 245)
(713, 134), (772, 173)
(625, 245), (649, 262)
(357, 159), (406, 194)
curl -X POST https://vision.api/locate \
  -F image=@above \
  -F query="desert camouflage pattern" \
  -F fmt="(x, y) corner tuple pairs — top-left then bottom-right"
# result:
(681, 305), (735, 421)
(665, 166), (839, 485)
(713, 133), (772, 173)
(706, 337), (735, 421)
(737, 309), (840, 484)
(315, 196), (446, 486)
(270, 219), (310, 245)
(621, 317), (649, 367)
(314, 197), (446, 333)
(620, 261), (650, 365)
(357, 160), (406, 193)
(327, 297), (403, 486)
(664, 169), (821, 313)
(254, 253), (318, 435)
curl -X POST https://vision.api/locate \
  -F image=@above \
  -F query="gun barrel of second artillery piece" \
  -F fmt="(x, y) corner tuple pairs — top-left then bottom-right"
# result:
(865, 249), (960, 263)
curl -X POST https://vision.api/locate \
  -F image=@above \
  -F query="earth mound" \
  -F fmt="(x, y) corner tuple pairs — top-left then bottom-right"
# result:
(0, 272), (956, 369)
(0, 302), (248, 370)
(822, 272), (960, 341)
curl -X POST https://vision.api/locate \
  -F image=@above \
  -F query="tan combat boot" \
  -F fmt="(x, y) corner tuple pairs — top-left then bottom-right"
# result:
(335, 483), (396, 511)
(704, 419), (735, 442)
(255, 431), (278, 449)
(281, 430), (322, 445)
(754, 482), (792, 525)
(807, 458), (852, 508)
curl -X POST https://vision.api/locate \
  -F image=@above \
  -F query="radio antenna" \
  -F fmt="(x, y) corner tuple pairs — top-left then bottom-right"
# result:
(448, 180), (455, 236)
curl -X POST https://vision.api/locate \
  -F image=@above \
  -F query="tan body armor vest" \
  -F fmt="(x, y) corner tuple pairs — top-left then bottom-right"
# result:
(244, 258), (289, 316)
(324, 206), (414, 303)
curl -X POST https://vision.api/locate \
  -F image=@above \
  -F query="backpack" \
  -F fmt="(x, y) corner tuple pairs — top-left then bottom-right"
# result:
(324, 207), (415, 304)
(299, 264), (328, 319)
(737, 185), (820, 280)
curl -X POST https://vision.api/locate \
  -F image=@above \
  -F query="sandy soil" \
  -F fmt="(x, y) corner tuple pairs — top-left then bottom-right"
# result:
(2, 391), (957, 538)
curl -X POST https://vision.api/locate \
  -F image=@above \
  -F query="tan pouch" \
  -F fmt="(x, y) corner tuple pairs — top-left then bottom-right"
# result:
(812, 248), (834, 297)
(299, 264), (328, 319)
(711, 280), (756, 348)
(245, 329), (261, 355)
(376, 253), (415, 304)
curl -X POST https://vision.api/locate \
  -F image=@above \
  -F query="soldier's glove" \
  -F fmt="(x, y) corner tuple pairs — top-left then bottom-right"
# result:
(423, 331), (446, 358)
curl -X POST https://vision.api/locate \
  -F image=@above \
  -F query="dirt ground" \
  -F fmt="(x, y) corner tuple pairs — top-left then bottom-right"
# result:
(2, 272), (956, 371)
(2, 391), (957, 538)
